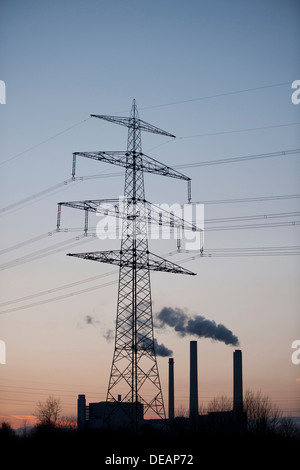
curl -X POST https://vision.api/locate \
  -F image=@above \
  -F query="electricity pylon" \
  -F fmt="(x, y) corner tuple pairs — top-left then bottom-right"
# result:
(57, 100), (201, 431)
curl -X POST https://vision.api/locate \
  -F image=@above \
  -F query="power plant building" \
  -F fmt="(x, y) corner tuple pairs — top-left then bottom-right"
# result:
(168, 342), (247, 432)
(77, 342), (246, 432)
(77, 396), (143, 430)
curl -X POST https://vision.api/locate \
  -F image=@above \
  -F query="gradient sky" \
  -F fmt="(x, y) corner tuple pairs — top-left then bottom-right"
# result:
(0, 0), (299, 429)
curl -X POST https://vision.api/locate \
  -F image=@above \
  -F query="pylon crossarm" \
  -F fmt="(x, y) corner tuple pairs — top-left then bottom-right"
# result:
(140, 153), (189, 181)
(58, 198), (119, 213)
(74, 150), (128, 169)
(148, 252), (196, 275)
(72, 150), (190, 181)
(146, 200), (199, 231)
(58, 197), (200, 232)
(91, 115), (133, 129)
(138, 119), (176, 138)
(67, 250), (120, 263)
(90, 114), (176, 138)
(67, 250), (196, 275)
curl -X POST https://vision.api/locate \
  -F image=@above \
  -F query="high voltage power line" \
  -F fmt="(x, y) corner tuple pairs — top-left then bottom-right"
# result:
(1, 207), (299, 270)
(176, 122), (300, 140)
(1, 193), (299, 255)
(1, 243), (299, 315)
(0, 80), (294, 167)
(195, 194), (300, 205)
(2, 236), (298, 313)
(0, 270), (118, 308)
(71, 148), (300, 182)
(0, 234), (93, 271)
(2, 239), (300, 307)
(0, 178), (74, 215)
(0, 278), (118, 315)
(54, 220), (300, 238)
(174, 148), (300, 168)
(60, 215), (300, 236)
(0, 117), (92, 167)
(0, 87), (300, 326)
(1, 148), (299, 217)
(1, 84), (299, 353)
(107, 82), (294, 114)
(1, 383), (297, 401)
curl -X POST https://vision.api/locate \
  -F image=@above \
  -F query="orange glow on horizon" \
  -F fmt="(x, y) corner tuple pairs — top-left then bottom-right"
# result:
(1, 414), (38, 430)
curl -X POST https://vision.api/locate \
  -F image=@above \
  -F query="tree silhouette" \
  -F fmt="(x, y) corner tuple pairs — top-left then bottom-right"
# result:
(35, 395), (62, 428)
(207, 395), (232, 413)
(243, 389), (281, 433)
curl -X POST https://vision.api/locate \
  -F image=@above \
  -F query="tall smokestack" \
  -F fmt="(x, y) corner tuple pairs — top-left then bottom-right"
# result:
(77, 394), (86, 430)
(168, 358), (174, 421)
(233, 349), (243, 414)
(189, 341), (198, 420)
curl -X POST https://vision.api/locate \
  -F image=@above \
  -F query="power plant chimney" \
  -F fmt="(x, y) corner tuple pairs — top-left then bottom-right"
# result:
(77, 394), (86, 430)
(233, 349), (243, 414)
(189, 341), (198, 420)
(168, 358), (175, 421)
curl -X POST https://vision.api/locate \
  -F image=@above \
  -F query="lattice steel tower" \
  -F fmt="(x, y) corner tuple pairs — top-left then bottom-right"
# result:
(57, 100), (201, 430)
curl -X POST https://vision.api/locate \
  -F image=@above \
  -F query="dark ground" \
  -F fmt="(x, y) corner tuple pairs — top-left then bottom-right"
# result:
(1, 424), (299, 467)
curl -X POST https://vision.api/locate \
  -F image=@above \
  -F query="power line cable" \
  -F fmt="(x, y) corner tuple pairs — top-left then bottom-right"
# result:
(68, 148), (300, 182)
(0, 230), (57, 255)
(54, 219), (300, 240)
(2, 382), (297, 399)
(174, 247), (300, 263)
(1, 194), (299, 257)
(0, 117), (92, 167)
(194, 194), (300, 205)
(60, 208), (300, 237)
(0, 385), (106, 398)
(0, 179), (76, 218)
(1, 147), (298, 218)
(204, 211), (300, 224)
(174, 148), (300, 169)
(0, 81), (294, 167)
(0, 270), (118, 307)
(0, 171), (119, 218)
(128, 81), (293, 112)
(204, 220), (300, 232)
(1, 242), (299, 315)
(177, 122), (300, 140)
(0, 234), (93, 271)
(0, 279), (118, 315)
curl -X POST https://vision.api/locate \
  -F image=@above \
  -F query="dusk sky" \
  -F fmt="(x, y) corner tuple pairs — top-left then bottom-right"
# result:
(0, 0), (299, 429)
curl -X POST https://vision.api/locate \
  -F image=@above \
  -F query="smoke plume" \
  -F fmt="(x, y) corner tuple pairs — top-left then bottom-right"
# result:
(102, 328), (173, 357)
(156, 307), (239, 346)
(154, 338), (173, 357)
(139, 333), (173, 357)
(85, 315), (96, 326)
(103, 328), (114, 342)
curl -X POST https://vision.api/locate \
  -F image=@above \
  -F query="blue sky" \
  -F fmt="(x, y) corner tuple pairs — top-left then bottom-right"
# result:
(0, 0), (299, 427)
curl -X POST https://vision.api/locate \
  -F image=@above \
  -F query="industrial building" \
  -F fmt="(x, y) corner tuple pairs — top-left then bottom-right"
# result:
(78, 395), (143, 431)
(77, 341), (246, 432)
